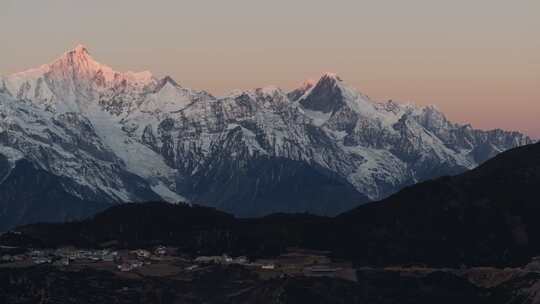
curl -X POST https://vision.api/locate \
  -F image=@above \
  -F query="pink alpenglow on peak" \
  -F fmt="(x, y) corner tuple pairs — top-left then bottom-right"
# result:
(301, 79), (317, 90)
(321, 72), (342, 82)
(73, 44), (89, 54)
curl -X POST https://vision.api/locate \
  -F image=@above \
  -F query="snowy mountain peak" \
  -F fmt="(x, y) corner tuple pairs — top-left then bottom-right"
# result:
(158, 75), (180, 88)
(73, 44), (89, 55)
(41, 45), (156, 91)
(298, 73), (349, 113)
(53, 44), (98, 67)
(310, 73), (344, 92)
(1, 45), (163, 114)
(320, 72), (342, 82)
(49, 44), (112, 77)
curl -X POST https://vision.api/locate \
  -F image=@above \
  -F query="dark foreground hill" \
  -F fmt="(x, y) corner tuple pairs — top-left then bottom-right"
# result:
(0, 265), (496, 304)
(2, 142), (540, 268)
(334, 141), (540, 266)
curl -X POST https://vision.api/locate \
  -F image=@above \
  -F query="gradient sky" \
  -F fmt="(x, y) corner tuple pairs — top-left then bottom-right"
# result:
(1, 0), (538, 138)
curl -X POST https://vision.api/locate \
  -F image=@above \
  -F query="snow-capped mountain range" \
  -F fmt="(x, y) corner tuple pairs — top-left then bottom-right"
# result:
(0, 45), (533, 223)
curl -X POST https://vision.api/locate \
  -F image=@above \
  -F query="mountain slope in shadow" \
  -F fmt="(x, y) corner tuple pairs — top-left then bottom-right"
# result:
(3, 143), (540, 267)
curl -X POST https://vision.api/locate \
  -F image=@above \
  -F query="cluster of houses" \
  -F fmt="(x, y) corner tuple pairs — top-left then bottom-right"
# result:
(0, 246), (173, 272)
(114, 246), (174, 272)
(193, 254), (275, 270)
(116, 249), (154, 272)
(190, 250), (355, 280)
(1, 253), (26, 263)
(1, 245), (355, 280)
(24, 248), (119, 266)
(194, 254), (248, 265)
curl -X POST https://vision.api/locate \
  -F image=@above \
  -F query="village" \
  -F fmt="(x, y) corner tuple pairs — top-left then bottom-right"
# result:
(0, 245), (357, 282)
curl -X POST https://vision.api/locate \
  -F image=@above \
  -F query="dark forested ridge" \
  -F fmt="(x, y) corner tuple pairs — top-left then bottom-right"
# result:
(2, 142), (540, 268)
(335, 141), (540, 266)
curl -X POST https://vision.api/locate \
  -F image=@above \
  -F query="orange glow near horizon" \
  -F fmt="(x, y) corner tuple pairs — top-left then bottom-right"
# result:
(1, 0), (538, 138)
